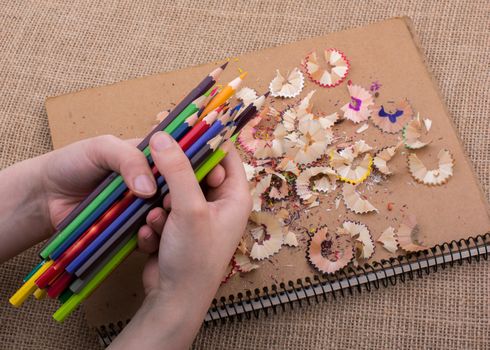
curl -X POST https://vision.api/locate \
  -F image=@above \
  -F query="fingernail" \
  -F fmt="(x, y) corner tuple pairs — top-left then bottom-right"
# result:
(152, 132), (173, 151)
(134, 174), (156, 195)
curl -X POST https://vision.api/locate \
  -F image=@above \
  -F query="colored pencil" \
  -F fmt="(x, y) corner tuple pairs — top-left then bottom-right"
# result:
(47, 272), (73, 298)
(178, 108), (222, 151)
(184, 109), (232, 159)
(40, 63), (227, 259)
(199, 72), (247, 119)
(171, 111), (199, 141)
(69, 230), (134, 293)
(9, 260), (53, 307)
(53, 235), (138, 323)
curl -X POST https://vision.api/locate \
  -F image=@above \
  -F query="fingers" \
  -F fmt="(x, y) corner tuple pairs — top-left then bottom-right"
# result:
(87, 135), (156, 198)
(150, 132), (206, 214)
(146, 207), (167, 234)
(205, 164), (225, 188)
(137, 226), (160, 254)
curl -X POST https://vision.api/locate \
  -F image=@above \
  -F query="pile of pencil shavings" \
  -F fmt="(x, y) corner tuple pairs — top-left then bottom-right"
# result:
(223, 48), (455, 280)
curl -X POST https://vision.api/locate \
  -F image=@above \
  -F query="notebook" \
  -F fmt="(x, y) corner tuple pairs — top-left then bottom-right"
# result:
(45, 17), (490, 346)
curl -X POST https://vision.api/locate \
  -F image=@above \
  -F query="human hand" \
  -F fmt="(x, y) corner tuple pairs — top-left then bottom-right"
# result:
(0, 134), (226, 261)
(111, 132), (251, 350)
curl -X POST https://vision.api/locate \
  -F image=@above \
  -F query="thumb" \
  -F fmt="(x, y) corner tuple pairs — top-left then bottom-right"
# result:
(87, 135), (156, 197)
(149, 132), (206, 214)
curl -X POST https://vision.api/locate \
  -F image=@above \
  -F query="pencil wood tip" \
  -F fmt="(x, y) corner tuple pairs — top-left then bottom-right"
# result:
(220, 62), (229, 70)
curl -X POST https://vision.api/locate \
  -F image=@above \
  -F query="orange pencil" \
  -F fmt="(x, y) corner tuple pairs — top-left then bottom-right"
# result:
(199, 72), (247, 119)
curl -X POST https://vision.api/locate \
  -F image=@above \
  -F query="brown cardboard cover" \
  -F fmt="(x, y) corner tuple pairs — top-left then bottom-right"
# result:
(45, 17), (490, 328)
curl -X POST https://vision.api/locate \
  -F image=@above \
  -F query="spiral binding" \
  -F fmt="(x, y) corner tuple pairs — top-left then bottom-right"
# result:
(94, 232), (489, 346)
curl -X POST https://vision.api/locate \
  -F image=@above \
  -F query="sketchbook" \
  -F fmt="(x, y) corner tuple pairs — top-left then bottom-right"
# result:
(45, 17), (490, 346)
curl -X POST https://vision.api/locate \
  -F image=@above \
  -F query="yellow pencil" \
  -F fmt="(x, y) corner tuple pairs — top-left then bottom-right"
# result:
(33, 288), (47, 300)
(199, 72), (247, 119)
(9, 260), (53, 307)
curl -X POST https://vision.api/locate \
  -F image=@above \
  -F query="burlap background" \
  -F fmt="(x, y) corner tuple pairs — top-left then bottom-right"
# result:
(1, 1), (489, 349)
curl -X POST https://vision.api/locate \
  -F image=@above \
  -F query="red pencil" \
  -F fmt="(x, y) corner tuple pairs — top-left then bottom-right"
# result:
(46, 272), (73, 298)
(178, 106), (224, 151)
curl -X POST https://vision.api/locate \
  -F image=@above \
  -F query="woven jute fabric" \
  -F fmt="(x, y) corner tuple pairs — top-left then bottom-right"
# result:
(0, 1), (489, 349)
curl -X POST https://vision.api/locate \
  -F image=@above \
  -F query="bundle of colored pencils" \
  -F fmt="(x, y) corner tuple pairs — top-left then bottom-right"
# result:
(9, 63), (267, 322)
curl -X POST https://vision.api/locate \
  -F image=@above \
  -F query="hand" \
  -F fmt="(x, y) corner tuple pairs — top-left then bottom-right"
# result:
(111, 132), (252, 350)
(0, 134), (226, 261)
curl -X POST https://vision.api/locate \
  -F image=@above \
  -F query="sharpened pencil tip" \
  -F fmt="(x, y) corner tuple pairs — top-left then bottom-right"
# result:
(220, 62), (229, 70)
(263, 91), (270, 97)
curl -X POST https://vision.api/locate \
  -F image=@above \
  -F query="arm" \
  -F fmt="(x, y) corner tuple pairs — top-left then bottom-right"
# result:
(109, 132), (252, 349)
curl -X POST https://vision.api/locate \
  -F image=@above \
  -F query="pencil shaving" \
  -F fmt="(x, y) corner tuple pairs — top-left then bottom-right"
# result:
(251, 174), (272, 211)
(303, 48), (350, 88)
(373, 144), (400, 175)
(283, 231), (299, 247)
(269, 68), (304, 98)
(307, 226), (353, 274)
(235, 87), (258, 105)
(233, 252), (259, 273)
(403, 113), (431, 149)
(408, 149), (454, 186)
(340, 84), (374, 123)
(295, 166), (338, 203)
(285, 119), (333, 165)
(377, 226), (398, 253)
(330, 140), (373, 184)
(249, 211), (284, 260)
(397, 215), (427, 252)
(340, 221), (374, 260)
(342, 183), (378, 214)
(371, 100), (413, 133)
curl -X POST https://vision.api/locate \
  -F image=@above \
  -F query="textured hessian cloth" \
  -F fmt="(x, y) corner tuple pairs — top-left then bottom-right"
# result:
(0, 1), (488, 349)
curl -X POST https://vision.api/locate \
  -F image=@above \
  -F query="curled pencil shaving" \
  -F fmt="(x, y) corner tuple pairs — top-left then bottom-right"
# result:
(307, 226), (354, 274)
(397, 215), (427, 252)
(264, 170), (290, 200)
(371, 100), (413, 133)
(276, 157), (300, 176)
(249, 211), (284, 260)
(408, 149), (454, 186)
(250, 174), (272, 211)
(238, 108), (286, 159)
(269, 68), (304, 98)
(285, 119), (333, 165)
(281, 90), (316, 131)
(330, 140), (373, 184)
(342, 183), (378, 214)
(377, 226), (399, 253)
(340, 221), (375, 260)
(243, 162), (263, 181)
(235, 87), (258, 106)
(295, 166), (338, 205)
(403, 113), (432, 149)
(373, 143), (401, 175)
(283, 231), (299, 247)
(233, 252), (259, 273)
(302, 48), (350, 88)
(340, 84), (374, 123)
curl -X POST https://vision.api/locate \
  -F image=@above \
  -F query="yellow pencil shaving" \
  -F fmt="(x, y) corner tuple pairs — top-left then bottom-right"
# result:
(33, 288), (47, 300)
(233, 57), (239, 62)
(238, 68), (243, 74)
(9, 260), (53, 307)
(239, 72), (248, 80)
